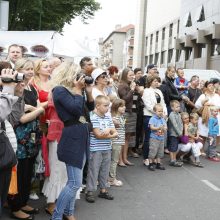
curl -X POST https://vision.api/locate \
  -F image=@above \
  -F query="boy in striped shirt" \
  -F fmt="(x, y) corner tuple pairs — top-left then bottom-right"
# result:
(86, 95), (118, 203)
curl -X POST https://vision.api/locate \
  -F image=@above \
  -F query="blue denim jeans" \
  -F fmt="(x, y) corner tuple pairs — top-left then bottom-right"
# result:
(52, 164), (82, 220)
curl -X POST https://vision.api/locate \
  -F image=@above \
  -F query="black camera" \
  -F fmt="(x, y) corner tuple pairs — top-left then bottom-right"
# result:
(76, 73), (94, 85)
(1, 72), (25, 83)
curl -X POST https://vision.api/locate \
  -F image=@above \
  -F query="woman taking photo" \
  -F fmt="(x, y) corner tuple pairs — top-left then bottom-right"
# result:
(51, 62), (91, 220)
(142, 75), (167, 166)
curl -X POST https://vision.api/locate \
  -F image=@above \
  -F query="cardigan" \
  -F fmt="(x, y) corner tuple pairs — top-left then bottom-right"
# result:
(52, 86), (91, 169)
(142, 87), (167, 116)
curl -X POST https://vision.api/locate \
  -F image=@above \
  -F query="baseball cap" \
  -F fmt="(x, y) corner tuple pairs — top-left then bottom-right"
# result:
(147, 64), (157, 73)
(91, 68), (107, 81)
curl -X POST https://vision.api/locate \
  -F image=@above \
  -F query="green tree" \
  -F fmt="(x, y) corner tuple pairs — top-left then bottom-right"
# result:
(8, 0), (101, 32)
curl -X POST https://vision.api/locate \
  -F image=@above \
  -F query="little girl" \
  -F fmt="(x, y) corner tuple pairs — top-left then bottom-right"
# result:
(174, 68), (189, 96)
(188, 113), (203, 167)
(109, 99), (126, 186)
(177, 112), (191, 161)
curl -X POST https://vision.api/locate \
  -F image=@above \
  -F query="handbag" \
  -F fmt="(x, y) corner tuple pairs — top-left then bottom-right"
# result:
(8, 166), (18, 195)
(0, 122), (17, 171)
(179, 135), (189, 144)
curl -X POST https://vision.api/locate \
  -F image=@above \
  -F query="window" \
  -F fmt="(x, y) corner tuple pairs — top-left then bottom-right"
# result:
(196, 44), (206, 58)
(149, 55), (153, 64)
(145, 56), (149, 66)
(146, 37), (148, 48)
(169, 24), (173, 37)
(184, 12), (192, 27)
(156, 31), (159, 43)
(177, 20), (180, 35)
(211, 40), (220, 56)
(162, 28), (165, 40)
(195, 5), (205, 22)
(185, 48), (192, 60)
(150, 34), (153, 45)
(176, 49), (181, 62)
(154, 53), (159, 65)
(161, 51), (166, 64)
(168, 49), (173, 63)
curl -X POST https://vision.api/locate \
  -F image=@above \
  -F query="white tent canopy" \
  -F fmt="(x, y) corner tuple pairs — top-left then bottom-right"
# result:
(0, 31), (99, 58)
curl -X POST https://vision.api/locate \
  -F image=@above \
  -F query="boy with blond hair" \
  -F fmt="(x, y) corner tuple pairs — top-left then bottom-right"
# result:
(86, 95), (118, 203)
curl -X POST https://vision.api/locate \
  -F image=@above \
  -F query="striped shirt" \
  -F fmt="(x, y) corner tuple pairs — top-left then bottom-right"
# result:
(90, 112), (115, 152)
(112, 115), (125, 145)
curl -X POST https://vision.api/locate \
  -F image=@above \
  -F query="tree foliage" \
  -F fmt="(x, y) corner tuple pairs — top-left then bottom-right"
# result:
(8, 0), (101, 32)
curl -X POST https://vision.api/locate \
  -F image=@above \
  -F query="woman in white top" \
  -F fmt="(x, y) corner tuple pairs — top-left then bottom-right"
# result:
(142, 75), (167, 166)
(195, 80), (220, 154)
(91, 68), (109, 99)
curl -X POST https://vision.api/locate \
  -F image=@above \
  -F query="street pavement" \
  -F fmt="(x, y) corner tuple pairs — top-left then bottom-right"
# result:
(1, 154), (220, 220)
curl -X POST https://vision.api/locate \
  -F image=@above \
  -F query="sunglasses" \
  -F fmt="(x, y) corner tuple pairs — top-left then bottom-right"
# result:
(99, 74), (108, 79)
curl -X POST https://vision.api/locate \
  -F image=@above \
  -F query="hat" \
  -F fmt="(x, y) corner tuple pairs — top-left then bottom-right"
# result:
(204, 80), (214, 88)
(210, 78), (220, 84)
(91, 68), (107, 81)
(146, 64), (157, 73)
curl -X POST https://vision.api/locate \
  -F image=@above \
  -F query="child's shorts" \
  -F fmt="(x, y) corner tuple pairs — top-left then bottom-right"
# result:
(148, 138), (164, 159)
(168, 136), (179, 152)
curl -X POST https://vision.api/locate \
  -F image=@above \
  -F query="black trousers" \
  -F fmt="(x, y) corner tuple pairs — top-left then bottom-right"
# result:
(0, 168), (11, 210)
(135, 111), (144, 149)
(8, 157), (35, 212)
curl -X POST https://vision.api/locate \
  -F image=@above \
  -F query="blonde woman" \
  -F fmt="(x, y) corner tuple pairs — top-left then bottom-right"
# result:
(51, 61), (93, 220)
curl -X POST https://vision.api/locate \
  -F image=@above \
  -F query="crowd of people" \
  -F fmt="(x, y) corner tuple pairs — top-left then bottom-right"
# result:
(1, 44), (220, 220)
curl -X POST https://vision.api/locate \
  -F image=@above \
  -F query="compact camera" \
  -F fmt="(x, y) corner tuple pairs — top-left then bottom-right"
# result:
(1, 72), (25, 83)
(76, 73), (94, 85)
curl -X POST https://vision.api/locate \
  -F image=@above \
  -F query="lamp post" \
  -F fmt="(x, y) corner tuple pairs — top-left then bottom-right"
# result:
(0, 0), (9, 30)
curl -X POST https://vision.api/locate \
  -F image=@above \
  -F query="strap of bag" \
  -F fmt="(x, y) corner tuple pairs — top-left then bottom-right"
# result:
(1, 121), (6, 131)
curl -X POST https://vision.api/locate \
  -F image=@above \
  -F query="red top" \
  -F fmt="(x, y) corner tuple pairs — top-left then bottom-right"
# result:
(46, 97), (64, 142)
(32, 82), (49, 123)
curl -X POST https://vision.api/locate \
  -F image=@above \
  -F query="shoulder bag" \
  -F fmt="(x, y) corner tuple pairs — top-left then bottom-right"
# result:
(0, 122), (17, 171)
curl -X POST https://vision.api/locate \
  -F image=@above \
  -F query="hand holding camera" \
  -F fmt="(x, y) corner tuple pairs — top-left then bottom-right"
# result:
(0, 68), (24, 85)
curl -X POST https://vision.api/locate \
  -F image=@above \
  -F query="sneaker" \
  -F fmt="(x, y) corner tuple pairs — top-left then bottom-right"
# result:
(143, 159), (149, 167)
(29, 193), (39, 200)
(109, 179), (123, 187)
(169, 161), (183, 167)
(98, 191), (114, 200)
(86, 191), (95, 203)
(156, 163), (166, 170)
(193, 161), (204, 168)
(148, 164), (155, 171)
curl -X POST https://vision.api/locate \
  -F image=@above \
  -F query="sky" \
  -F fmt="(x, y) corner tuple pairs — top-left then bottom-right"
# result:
(58, 0), (181, 58)
(62, 0), (137, 41)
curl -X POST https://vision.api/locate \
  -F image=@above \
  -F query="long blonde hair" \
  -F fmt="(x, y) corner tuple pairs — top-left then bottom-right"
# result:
(49, 61), (79, 91)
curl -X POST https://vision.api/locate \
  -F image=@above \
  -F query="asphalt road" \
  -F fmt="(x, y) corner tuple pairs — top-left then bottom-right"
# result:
(1, 154), (220, 220)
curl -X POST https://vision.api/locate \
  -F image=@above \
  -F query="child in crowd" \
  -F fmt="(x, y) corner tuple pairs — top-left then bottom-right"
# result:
(174, 68), (189, 96)
(86, 95), (118, 203)
(187, 113), (203, 167)
(148, 104), (167, 171)
(207, 107), (220, 162)
(168, 100), (183, 167)
(177, 112), (191, 161)
(109, 99), (126, 186)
